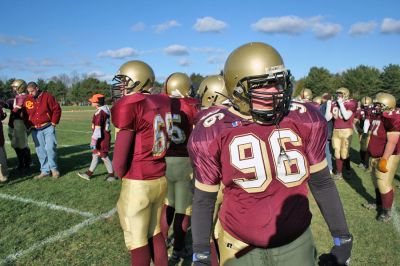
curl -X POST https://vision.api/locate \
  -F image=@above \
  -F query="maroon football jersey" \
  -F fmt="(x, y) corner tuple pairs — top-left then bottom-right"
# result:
(331, 99), (358, 129)
(368, 110), (400, 158)
(166, 97), (199, 157)
(193, 105), (228, 126)
(188, 102), (327, 247)
(92, 106), (111, 156)
(111, 93), (172, 180)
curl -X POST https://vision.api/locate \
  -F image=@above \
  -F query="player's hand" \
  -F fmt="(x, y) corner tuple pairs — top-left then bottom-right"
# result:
(378, 158), (388, 173)
(193, 251), (211, 266)
(51, 123), (56, 127)
(337, 97), (343, 104)
(90, 138), (97, 150)
(318, 235), (353, 266)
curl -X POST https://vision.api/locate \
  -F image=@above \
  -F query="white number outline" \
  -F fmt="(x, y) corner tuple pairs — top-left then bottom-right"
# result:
(229, 129), (308, 193)
(153, 112), (173, 157)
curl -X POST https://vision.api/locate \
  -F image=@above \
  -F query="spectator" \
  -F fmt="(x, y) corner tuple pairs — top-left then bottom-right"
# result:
(24, 82), (62, 179)
(0, 105), (8, 182)
(9, 79), (32, 171)
(77, 94), (117, 181)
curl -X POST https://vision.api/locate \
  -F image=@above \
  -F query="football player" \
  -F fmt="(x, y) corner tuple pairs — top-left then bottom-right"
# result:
(9, 79), (32, 171)
(160, 72), (199, 262)
(313, 96), (322, 107)
(364, 93), (400, 222)
(325, 87), (358, 180)
(196, 75), (231, 266)
(111, 60), (172, 266)
(189, 42), (352, 266)
(354, 96), (373, 169)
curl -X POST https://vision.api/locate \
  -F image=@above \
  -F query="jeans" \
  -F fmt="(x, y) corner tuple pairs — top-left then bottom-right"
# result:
(32, 125), (58, 174)
(326, 139), (333, 172)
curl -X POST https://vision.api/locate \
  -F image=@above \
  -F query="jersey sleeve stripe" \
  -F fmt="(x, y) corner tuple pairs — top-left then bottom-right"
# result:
(310, 159), (328, 174)
(195, 180), (220, 192)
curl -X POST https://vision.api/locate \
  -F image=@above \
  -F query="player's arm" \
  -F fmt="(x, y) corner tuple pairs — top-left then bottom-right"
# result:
(378, 132), (399, 173)
(308, 166), (352, 265)
(337, 99), (352, 120)
(112, 129), (134, 178)
(192, 182), (218, 265)
(363, 119), (370, 134)
(188, 127), (221, 265)
(325, 100), (333, 121)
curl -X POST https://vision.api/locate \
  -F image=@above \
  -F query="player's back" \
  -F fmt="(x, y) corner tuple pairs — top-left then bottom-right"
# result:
(111, 93), (172, 180)
(167, 97), (199, 157)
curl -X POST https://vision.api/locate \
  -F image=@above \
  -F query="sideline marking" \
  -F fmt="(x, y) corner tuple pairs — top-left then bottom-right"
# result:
(0, 208), (117, 265)
(0, 193), (94, 218)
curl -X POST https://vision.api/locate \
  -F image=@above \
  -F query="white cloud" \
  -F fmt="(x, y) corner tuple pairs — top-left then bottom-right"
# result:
(87, 71), (114, 81)
(131, 22), (145, 31)
(312, 23), (342, 39)
(207, 55), (225, 64)
(97, 47), (139, 59)
(193, 17), (227, 33)
(252, 16), (310, 34)
(153, 20), (180, 33)
(0, 35), (34, 46)
(381, 18), (400, 34)
(349, 21), (376, 36)
(164, 45), (189, 56)
(178, 58), (192, 67)
(192, 47), (226, 54)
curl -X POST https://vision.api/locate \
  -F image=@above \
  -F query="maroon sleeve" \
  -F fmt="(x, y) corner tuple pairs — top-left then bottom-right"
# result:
(112, 130), (135, 178)
(111, 96), (143, 130)
(383, 112), (400, 132)
(305, 108), (328, 166)
(188, 120), (222, 186)
(48, 94), (62, 124)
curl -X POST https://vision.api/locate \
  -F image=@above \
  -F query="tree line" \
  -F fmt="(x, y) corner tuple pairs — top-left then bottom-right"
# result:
(1, 64), (399, 105)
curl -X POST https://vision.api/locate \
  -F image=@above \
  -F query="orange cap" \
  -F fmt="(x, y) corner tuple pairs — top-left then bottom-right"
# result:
(88, 94), (105, 103)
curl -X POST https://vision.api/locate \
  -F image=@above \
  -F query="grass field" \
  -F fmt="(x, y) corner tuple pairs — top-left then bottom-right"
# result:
(0, 106), (399, 266)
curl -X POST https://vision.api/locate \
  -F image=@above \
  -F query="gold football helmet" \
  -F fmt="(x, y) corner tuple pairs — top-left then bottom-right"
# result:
(112, 60), (155, 98)
(360, 96), (372, 107)
(11, 79), (27, 94)
(313, 96), (322, 105)
(300, 88), (313, 101)
(164, 72), (192, 98)
(374, 92), (396, 112)
(197, 75), (228, 107)
(336, 87), (350, 100)
(223, 42), (292, 124)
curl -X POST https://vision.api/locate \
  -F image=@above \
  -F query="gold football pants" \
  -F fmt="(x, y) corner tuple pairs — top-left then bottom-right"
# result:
(370, 155), (400, 194)
(332, 128), (354, 160)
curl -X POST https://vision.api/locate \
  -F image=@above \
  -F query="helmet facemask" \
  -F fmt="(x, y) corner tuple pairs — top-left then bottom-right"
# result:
(233, 69), (292, 125)
(111, 74), (150, 100)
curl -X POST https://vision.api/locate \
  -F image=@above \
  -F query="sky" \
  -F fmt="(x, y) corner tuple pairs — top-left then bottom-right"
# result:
(1, 0), (400, 84)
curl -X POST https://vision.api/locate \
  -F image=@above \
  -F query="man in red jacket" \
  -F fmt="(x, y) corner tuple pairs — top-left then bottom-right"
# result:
(24, 82), (62, 179)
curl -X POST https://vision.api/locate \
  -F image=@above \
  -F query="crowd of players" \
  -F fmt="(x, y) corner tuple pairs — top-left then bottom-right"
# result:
(2, 41), (400, 266)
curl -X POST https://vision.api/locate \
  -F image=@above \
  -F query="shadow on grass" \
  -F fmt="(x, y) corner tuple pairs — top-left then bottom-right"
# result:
(340, 147), (374, 203)
(1, 143), (115, 187)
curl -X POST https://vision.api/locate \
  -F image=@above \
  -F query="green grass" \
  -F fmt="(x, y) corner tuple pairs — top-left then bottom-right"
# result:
(0, 106), (399, 265)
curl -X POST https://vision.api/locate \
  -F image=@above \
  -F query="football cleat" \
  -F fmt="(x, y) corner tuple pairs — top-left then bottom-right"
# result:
(377, 209), (391, 223)
(169, 248), (191, 263)
(78, 171), (91, 181)
(332, 173), (343, 181)
(362, 202), (377, 210)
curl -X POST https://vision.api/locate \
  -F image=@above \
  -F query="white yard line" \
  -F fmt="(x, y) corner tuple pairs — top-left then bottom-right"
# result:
(0, 193), (95, 218)
(392, 204), (400, 236)
(4, 140), (87, 148)
(0, 208), (117, 265)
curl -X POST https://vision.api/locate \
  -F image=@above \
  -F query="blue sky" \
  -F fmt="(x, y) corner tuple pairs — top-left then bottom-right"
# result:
(1, 0), (400, 84)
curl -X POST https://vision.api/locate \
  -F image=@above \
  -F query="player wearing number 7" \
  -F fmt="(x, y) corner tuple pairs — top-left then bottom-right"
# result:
(188, 42), (353, 266)
(111, 60), (172, 266)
